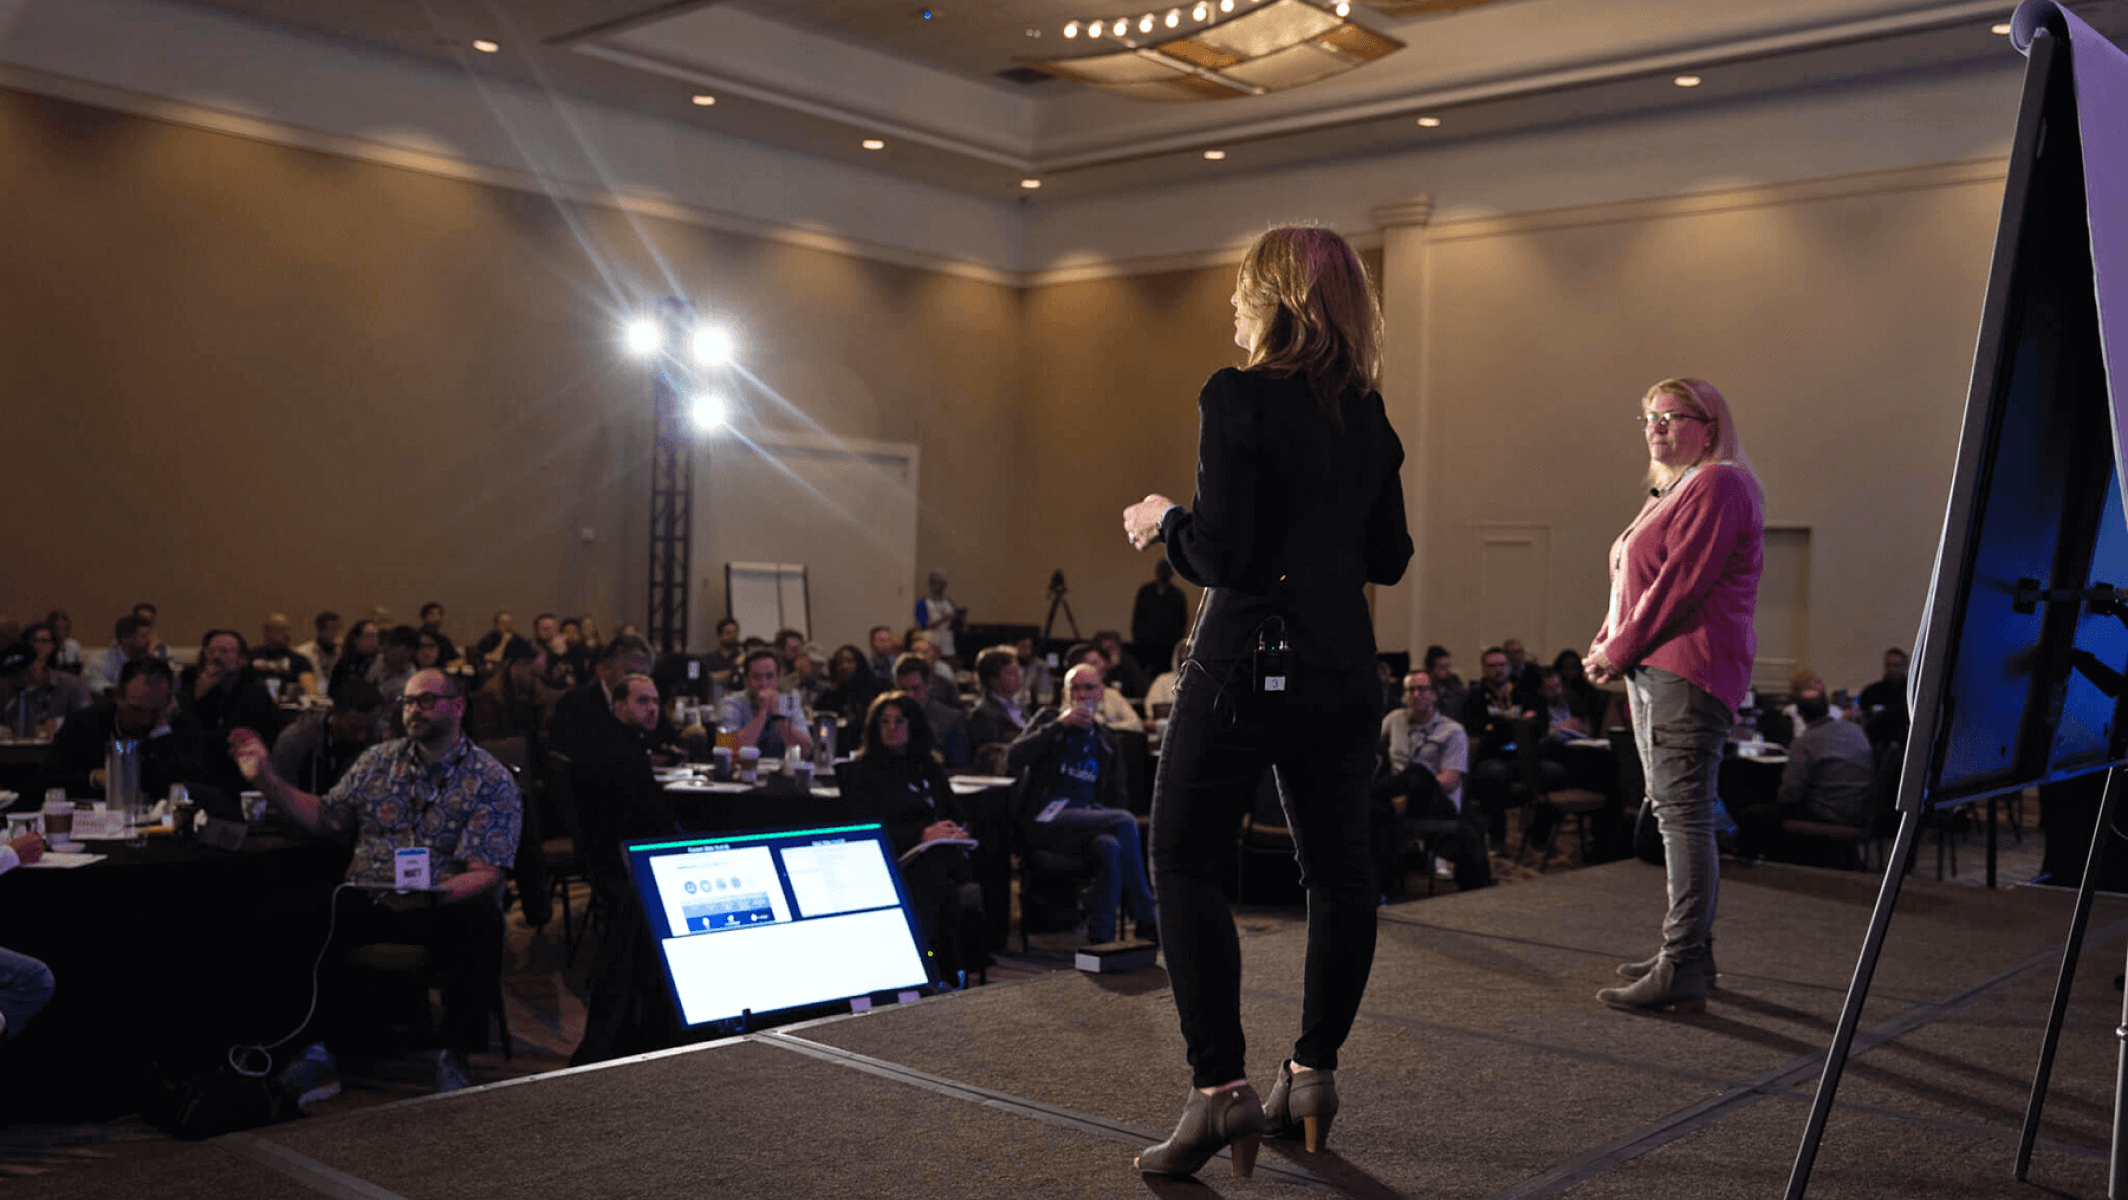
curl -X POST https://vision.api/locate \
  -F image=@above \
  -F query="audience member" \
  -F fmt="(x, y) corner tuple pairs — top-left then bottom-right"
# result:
(1775, 688), (1877, 828)
(1145, 641), (1186, 714)
(1855, 646), (1910, 747)
(908, 632), (959, 694)
(816, 645), (883, 729)
(1374, 674), (1490, 891)
(718, 649), (814, 761)
(1537, 668), (1592, 744)
(43, 659), (206, 803)
(84, 614), (157, 694)
(180, 629), (282, 800)
(1551, 649), (1603, 728)
(473, 610), (521, 664)
(842, 692), (978, 981)
(915, 571), (962, 663)
(0, 830), (55, 1044)
(464, 638), (553, 742)
(568, 672), (686, 1067)
(867, 625), (899, 681)
(1782, 667), (1846, 742)
(1013, 637), (1054, 715)
(270, 678), (387, 794)
(1424, 645), (1468, 728)
(417, 602), (457, 667)
(1502, 638), (1543, 694)
(1063, 644), (1144, 733)
(2, 622), (93, 735)
(45, 609), (83, 673)
(1461, 645), (1551, 843)
(127, 601), (174, 663)
(702, 617), (743, 687)
(249, 614), (318, 698)
(893, 653), (970, 767)
(297, 611), (343, 687)
(531, 614), (575, 688)
(552, 636), (665, 761)
(1008, 663), (1156, 944)
(558, 618), (595, 684)
(328, 620), (381, 695)
(373, 626), (421, 713)
(965, 644), (1027, 752)
(414, 629), (448, 672)
(231, 667), (521, 1098)
(1130, 559), (1189, 681)
(1093, 629), (1150, 700)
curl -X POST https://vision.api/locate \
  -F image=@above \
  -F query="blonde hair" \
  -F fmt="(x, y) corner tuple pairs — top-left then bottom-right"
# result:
(1643, 377), (1761, 499)
(1237, 225), (1382, 424)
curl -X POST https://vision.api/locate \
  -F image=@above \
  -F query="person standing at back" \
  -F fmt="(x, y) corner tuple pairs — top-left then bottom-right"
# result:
(1121, 224), (1413, 1178)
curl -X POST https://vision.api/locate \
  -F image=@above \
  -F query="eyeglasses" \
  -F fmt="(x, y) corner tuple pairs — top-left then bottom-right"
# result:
(1635, 412), (1709, 433)
(400, 693), (456, 711)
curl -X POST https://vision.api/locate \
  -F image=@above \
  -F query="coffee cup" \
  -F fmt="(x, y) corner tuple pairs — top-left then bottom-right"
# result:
(736, 746), (761, 783)
(712, 746), (734, 780)
(5, 811), (43, 839)
(795, 760), (815, 793)
(41, 798), (73, 840)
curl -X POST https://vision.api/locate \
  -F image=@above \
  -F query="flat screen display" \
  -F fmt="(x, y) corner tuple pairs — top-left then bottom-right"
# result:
(623, 823), (932, 1028)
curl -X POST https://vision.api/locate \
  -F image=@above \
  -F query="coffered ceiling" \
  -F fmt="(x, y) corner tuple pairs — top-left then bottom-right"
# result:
(166, 0), (2126, 200)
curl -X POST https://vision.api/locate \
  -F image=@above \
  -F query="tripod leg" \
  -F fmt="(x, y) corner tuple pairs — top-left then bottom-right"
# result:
(2115, 936), (2128, 1199)
(1785, 806), (1924, 1200)
(2019, 767), (2121, 1180)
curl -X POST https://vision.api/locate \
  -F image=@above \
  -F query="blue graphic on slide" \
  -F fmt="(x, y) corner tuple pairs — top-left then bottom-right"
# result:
(681, 891), (778, 932)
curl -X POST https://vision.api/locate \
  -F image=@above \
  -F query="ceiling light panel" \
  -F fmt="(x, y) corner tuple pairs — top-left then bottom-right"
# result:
(1219, 40), (1349, 88)
(1043, 51), (1193, 84)
(1197, 0), (1340, 58)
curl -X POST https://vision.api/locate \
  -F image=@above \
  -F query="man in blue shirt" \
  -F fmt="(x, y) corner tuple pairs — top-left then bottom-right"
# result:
(1008, 664), (1155, 944)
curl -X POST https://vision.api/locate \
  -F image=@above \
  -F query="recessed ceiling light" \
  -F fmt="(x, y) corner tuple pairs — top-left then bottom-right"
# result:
(1140, 13), (1155, 33)
(1192, 2), (1209, 19)
(1112, 18), (1128, 35)
(1020, 178), (1042, 189)
(1203, 149), (1227, 160)
(1416, 115), (1441, 127)
(1334, 0), (1350, 14)
(1165, 8), (1181, 28)
(691, 94), (716, 106)
(1064, 20), (1079, 37)
(472, 39), (499, 53)
(1221, 0), (1234, 9)
(1991, 21), (2013, 34)
(1673, 73), (1702, 87)
(862, 138), (886, 150)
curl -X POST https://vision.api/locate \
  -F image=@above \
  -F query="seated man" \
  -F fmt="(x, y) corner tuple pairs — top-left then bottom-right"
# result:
(43, 659), (206, 805)
(471, 610), (524, 666)
(372, 627), (421, 718)
(248, 614), (318, 698)
(297, 611), (343, 690)
(1777, 688), (1876, 829)
(1460, 644), (1552, 844)
(269, 678), (386, 795)
(1008, 664), (1156, 944)
(0, 829), (56, 1043)
(84, 614), (158, 695)
(702, 617), (744, 689)
(1855, 646), (1910, 747)
(569, 673), (687, 1067)
(1779, 666), (1847, 743)
(866, 624), (900, 682)
(964, 645), (1027, 754)
(1537, 668), (1593, 744)
(416, 602), (457, 669)
(551, 636), (661, 760)
(1063, 644), (1145, 733)
(716, 648), (814, 763)
(463, 638), (553, 743)
(181, 629), (283, 801)
(229, 667), (522, 1098)
(893, 652), (971, 767)
(2, 622), (93, 735)
(907, 632), (959, 695)
(1423, 645), (1468, 728)
(1375, 675), (1490, 892)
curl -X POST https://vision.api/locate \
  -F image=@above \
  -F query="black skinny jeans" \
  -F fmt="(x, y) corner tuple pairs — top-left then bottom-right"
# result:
(1151, 657), (1381, 1088)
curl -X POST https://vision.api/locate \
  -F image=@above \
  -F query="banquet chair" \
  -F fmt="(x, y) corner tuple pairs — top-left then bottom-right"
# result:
(1513, 724), (1605, 870)
(541, 750), (600, 966)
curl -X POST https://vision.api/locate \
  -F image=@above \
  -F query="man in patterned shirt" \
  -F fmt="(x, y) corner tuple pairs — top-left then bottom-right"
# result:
(230, 666), (521, 1099)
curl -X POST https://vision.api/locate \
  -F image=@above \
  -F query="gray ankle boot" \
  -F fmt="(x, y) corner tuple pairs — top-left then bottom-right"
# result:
(1598, 956), (1710, 1013)
(1617, 948), (1717, 981)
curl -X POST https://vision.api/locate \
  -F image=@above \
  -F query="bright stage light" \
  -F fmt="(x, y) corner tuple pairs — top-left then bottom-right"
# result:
(624, 319), (662, 356)
(690, 394), (728, 432)
(692, 325), (734, 365)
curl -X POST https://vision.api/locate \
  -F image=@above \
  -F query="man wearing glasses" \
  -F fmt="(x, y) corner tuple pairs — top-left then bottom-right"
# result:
(229, 667), (522, 1099)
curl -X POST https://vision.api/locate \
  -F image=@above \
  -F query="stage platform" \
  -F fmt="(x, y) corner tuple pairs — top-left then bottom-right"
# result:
(13, 857), (2128, 1199)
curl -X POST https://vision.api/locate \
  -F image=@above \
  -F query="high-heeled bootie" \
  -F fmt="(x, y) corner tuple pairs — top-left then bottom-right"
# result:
(1135, 1083), (1265, 1177)
(1617, 947), (1717, 981)
(1597, 956), (1709, 1013)
(1262, 1059), (1339, 1152)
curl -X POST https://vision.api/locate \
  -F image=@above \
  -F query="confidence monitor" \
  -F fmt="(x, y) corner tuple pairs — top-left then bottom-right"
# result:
(623, 823), (933, 1030)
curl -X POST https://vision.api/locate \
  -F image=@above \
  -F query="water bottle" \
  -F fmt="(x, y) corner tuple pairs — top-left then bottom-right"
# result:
(106, 737), (143, 840)
(11, 694), (32, 740)
(814, 715), (837, 771)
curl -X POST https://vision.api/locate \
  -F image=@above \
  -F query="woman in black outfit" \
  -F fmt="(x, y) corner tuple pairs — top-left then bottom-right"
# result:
(840, 691), (976, 983)
(1123, 226), (1413, 1178)
(815, 644), (883, 729)
(327, 620), (380, 696)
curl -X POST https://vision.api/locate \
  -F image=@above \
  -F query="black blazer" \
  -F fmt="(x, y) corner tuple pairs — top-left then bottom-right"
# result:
(1159, 368), (1413, 669)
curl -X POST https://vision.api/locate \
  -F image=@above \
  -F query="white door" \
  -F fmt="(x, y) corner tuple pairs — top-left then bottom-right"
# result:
(1472, 522), (1551, 657)
(1754, 526), (1811, 695)
(695, 432), (919, 654)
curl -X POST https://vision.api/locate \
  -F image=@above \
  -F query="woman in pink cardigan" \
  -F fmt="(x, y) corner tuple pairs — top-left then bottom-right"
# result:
(1585, 378), (1763, 1013)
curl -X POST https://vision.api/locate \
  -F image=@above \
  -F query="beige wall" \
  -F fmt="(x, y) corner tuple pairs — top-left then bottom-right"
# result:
(1411, 165), (2001, 690)
(0, 85), (1023, 652)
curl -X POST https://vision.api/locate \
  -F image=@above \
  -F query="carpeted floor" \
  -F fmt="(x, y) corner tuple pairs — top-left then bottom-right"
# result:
(1, 797), (2085, 1199)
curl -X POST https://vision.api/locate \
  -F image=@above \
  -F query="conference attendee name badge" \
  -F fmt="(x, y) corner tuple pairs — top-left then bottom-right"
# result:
(396, 847), (432, 891)
(1034, 799), (1068, 824)
(687, 660), (701, 680)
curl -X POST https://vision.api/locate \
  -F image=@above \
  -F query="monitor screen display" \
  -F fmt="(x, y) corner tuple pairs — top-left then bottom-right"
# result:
(623, 823), (932, 1028)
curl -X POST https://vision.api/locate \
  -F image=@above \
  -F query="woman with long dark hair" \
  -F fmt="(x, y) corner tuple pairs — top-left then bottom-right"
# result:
(1584, 378), (1763, 1012)
(328, 620), (380, 696)
(840, 691), (974, 982)
(815, 644), (883, 728)
(1121, 225), (1413, 1177)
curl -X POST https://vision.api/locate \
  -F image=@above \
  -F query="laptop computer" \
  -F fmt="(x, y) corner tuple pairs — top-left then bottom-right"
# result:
(622, 822), (934, 1030)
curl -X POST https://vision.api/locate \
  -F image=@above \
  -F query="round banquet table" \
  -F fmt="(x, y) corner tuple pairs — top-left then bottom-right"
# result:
(0, 828), (350, 1121)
